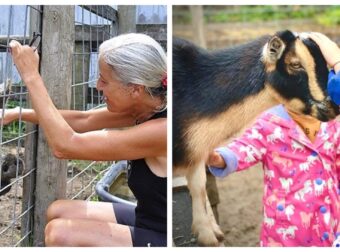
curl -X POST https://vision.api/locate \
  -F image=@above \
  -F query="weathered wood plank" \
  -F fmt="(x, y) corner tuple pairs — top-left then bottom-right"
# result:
(117, 6), (136, 34)
(80, 5), (117, 23)
(20, 5), (41, 247)
(75, 24), (111, 42)
(33, 6), (74, 247)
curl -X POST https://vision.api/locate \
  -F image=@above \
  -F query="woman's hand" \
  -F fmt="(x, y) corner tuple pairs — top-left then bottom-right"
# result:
(207, 151), (226, 168)
(0, 107), (20, 125)
(9, 40), (40, 84)
(306, 32), (340, 72)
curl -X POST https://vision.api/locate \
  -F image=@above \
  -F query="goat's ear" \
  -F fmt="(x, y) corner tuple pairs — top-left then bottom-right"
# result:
(265, 36), (286, 63)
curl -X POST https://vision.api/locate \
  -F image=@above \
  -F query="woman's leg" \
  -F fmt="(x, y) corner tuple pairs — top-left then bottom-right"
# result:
(46, 199), (118, 223)
(45, 218), (133, 246)
(45, 200), (138, 246)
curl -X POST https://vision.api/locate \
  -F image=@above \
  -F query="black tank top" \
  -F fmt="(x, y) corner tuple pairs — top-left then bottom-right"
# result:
(127, 110), (167, 233)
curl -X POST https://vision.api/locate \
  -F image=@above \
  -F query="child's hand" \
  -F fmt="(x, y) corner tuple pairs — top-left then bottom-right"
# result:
(306, 32), (340, 72)
(207, 151), (226, 168)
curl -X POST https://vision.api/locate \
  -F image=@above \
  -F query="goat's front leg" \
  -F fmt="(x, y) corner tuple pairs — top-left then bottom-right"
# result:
(186, 162), (224, 246)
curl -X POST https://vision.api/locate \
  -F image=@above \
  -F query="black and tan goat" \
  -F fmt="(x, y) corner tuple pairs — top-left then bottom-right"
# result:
(173, 30), (339, 246)
(0, 153), (24, 196)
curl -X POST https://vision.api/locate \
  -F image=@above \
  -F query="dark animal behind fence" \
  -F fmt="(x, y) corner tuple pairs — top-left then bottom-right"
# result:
(173, 30), (339, 246)
(0, 153), (24, 196)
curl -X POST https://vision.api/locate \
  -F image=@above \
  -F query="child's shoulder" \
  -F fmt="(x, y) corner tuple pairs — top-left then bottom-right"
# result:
(255, 105), (290, 125)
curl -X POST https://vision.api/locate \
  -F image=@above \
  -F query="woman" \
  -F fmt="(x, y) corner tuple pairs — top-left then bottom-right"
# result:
(7, 33), (167, 247)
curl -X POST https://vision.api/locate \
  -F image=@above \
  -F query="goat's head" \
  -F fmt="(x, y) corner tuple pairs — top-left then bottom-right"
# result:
(262, 30), (339, 121)
(1, 153), (24, 180)
(0, 153), (24, 196)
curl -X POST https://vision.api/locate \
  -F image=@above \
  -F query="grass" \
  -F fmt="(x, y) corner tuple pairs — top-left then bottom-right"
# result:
(174, 6), (340, 26)
(2, 100), (26, 141)
(317, 8), (340, 26)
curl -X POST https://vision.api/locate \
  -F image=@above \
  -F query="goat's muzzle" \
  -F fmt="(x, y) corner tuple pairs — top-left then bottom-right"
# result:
(313, 97), (340, 122)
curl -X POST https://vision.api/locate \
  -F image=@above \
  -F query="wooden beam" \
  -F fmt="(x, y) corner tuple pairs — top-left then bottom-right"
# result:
(0, 36), (28, 45)
(117, 6), (136, 34)
(75, 24), (111, 42)
(20, 5), (41, 247)
(33, 6), (74, 246)
(80, 5), (117, 23)
(136, 24), (167, 42)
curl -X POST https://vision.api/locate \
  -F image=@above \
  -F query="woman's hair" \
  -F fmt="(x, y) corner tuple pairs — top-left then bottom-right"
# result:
(99, 33), (167, 108)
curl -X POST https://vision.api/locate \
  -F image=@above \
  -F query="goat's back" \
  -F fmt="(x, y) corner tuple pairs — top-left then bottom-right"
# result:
(173, 36), (269, 167)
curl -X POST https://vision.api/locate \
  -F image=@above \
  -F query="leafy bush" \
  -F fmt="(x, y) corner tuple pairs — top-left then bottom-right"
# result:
(174, 5), (340, 25)
(2, 100), (26, 141)
(317, 8), (340, 26)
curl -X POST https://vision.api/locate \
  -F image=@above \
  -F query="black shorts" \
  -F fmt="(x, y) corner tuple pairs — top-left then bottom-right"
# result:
(112, 203), (167, 247)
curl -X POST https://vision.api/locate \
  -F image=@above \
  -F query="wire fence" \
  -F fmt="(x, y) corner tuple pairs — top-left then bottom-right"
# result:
(0, 5), (41, 247)
(67, 5), (117, 201)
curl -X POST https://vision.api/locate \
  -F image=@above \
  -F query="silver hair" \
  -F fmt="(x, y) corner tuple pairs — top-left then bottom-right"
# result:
(99, 33), (167, 102)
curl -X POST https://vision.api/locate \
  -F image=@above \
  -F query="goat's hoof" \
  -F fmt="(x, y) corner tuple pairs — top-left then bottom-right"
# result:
(214, 227), (224, 242)
(212, 224), (224, 241)
(196, 229), (220, 247)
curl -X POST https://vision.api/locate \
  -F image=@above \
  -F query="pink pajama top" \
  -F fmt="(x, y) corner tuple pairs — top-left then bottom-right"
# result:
(209, 105), (340, 246)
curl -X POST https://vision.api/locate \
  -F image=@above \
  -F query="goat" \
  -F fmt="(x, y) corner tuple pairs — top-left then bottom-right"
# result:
(173, 30), (340, 246)
(0, 153), (24, 196)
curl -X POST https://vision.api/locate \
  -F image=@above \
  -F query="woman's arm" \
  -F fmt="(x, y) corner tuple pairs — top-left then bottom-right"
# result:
(55, 117), (167, 161)
(10, 41), (166, 161)
(307, 32), (340, 73)
(306, 32), (340, 105)
(0, 107), (135, 132)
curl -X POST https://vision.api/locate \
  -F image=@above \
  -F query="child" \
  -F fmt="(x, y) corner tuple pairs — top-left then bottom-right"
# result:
(207, 32), (340, 247)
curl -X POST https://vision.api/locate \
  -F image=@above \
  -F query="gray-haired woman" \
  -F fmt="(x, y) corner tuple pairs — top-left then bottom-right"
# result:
(5, 33), (167, 247)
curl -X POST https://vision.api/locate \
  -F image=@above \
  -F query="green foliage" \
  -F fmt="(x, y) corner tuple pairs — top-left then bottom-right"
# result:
(317, 8), (340, 26)
(205, 6), (329, 24)
(174, 5), (340, 25)
(2, 100), (26, 141)
(90, 195), (100, 201)
(173, 12), (191, 25)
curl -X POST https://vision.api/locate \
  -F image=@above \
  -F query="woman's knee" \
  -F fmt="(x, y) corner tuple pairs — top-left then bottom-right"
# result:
(46, 199), (71, 221)
(45, 218), (70, 246)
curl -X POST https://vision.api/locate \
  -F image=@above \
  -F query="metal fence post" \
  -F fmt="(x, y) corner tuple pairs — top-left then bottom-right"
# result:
(33, 5), (74, 246)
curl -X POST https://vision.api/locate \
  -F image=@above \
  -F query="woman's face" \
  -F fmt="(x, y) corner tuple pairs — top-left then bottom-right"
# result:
(96, 57), (133, 112)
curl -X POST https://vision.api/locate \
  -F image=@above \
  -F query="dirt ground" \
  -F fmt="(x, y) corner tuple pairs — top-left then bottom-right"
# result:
(216, 163), (263, 246)
(173, 163), (264, 247)
(0, 181), (23, 247)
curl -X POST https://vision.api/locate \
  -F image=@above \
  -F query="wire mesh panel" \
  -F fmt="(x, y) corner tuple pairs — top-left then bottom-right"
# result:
(67, 5), (167, 201)
(67, 5), (118, 201)
(0, 5), (42, 247)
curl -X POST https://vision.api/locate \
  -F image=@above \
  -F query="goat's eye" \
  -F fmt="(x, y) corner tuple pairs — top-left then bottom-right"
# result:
(290, 62), (302, 69)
